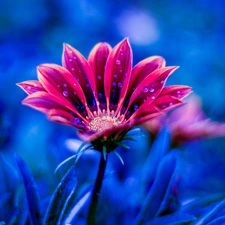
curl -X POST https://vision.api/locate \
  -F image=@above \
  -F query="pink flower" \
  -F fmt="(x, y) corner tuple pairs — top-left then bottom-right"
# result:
(145, 95), (225, 145)
(17, 39), (191, 147)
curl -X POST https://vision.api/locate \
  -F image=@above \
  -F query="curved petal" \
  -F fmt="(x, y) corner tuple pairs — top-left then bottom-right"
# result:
(129, 56), (166, 92)
(22, 91), (88, 122)
(160, 85), (192, 100)
(17, 80), (46, 95)
(88, 42), (112, 110)
(104, 38), (132, 113)
(124, 66), (178, 118)
(62, 43), (97, 109)
(77, 123), (131, 142)
(37, 63), (92, 118)
(47, 109), (87, 129)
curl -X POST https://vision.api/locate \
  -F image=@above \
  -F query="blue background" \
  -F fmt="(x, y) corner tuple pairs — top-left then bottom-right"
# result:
(1, 0), (225, 222)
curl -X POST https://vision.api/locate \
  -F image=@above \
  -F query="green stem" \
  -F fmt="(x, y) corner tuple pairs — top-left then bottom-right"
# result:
(87, 151), (107, 225)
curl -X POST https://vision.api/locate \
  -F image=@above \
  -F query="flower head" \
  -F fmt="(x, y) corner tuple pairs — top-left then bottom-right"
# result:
(17, 39), (191, 150)
(145, 95), (225, 146)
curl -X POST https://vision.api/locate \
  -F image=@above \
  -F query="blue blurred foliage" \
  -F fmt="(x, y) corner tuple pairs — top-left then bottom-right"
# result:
(1, 0), (225, 224)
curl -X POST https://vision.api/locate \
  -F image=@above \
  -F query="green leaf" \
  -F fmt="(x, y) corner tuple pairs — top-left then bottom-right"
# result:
(115, 142), (130, 149)
(103, 146), (107, 161)
(113, 151), (124, 165)
(44, 165), (77, 225)
(15, 153), (43, 225)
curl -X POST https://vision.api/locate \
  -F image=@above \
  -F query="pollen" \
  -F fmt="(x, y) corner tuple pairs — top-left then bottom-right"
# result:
(88, 115), (121, 131)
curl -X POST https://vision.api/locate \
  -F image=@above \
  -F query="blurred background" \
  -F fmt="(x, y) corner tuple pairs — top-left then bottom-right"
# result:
(1, 0), (225, 222)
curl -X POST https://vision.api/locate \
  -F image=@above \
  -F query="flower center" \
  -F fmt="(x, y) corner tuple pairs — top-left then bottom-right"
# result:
(88, 116), (121, 132)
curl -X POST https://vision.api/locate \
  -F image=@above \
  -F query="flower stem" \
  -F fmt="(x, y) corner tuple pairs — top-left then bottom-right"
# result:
(87, 151), (107, 225)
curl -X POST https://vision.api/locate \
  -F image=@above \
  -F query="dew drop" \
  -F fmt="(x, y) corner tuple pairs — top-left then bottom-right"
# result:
(73, 56), (77, 60)
(113, 74), (118, 78)
(177, 90), (181, 94)
(86, 83), (90, 87)
(116, 60), (121, 65)
(57, 84), (60, 88)
(69, 58), (72, 62)
(151, 96), (155, 100)
(71, 68), (75, 71)
(73, 91), (77, 95)
(112, 81), (117, 87)
(149, 87), (155, 92)
(69, 50), (72, 53)
(169, 102), (173, 106)
(134, 104), (138, 111)
(118, 82), (122, 88)
(63, 83), (67, 87)
(97, 75), (102, 80)
(160, 80), (164, 84)
(142, 86), (149, 93)
(33, 84), (37, 87)
(73, 83), (76, 86)
(119, 69), (123, 73)
(27, 86), (31, 90)
(63, 90), (69, 97)
(161, 104), (166, 109)
(77, 78), (80, 82)
(73, 118), (81, 124)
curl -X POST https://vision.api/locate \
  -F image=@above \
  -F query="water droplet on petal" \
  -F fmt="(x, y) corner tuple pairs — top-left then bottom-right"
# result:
(177, 90), (181, 94)
(116, 60), (121, 65)
(63, 90), (69, 97)
(161, 104), (166, 109)
(71, 68), (75, 71)
(113, 74), (118, 78)
(134, 104), (138, 111)
(73, 56), (77, 60)
(118, 82), (122, 88)
(149, 87), (155, 92)
(57, 84), (60, 88)
(151, 96), (155, 100)
(98, 92), (103, 98)
(27, 86), (31, 90)
(142, 86), (149, 93)
(33, 84), (37, 87)
(69, 58), (72, 62)
(86, 83), (90, 87)
(97, 75), (102, 80)
(73, 91), (77, 95)
(169, 102), (173, 106)
(69, 50), (72, 53)
(63, 83), (67, 87)
(112, 82), (117, 87)
(160, 80), (164, 84)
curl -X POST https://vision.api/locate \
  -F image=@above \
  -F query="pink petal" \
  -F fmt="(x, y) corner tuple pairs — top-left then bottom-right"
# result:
(62, 43), (97, 109)
(104, 38), (132, 113)
(152, 95), (183, 111)
(22, 91), (88, 122)
(37, 64), (91, 118)
(17, 81), (46, 95)
(125, 66), (178, 118)
(88, 42), (112, 110)
(160, 85), (192, 100)
(47, 109), (87, 129)
(129, 56), (166, 92)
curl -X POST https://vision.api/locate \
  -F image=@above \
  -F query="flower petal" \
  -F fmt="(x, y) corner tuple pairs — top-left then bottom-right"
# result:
(17, 81), (45, 95)
(22, 91), (88, 122)
(47, 109), (87, 129)
(124, 66), (178, 118)
(129, 56), (166, 92)
(160, 85), (193, 100)
(104, 38), (132, 113)
(88, 42), (112, 110)
(62, 43), (97, 109)
(37, 64), (92, 118)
